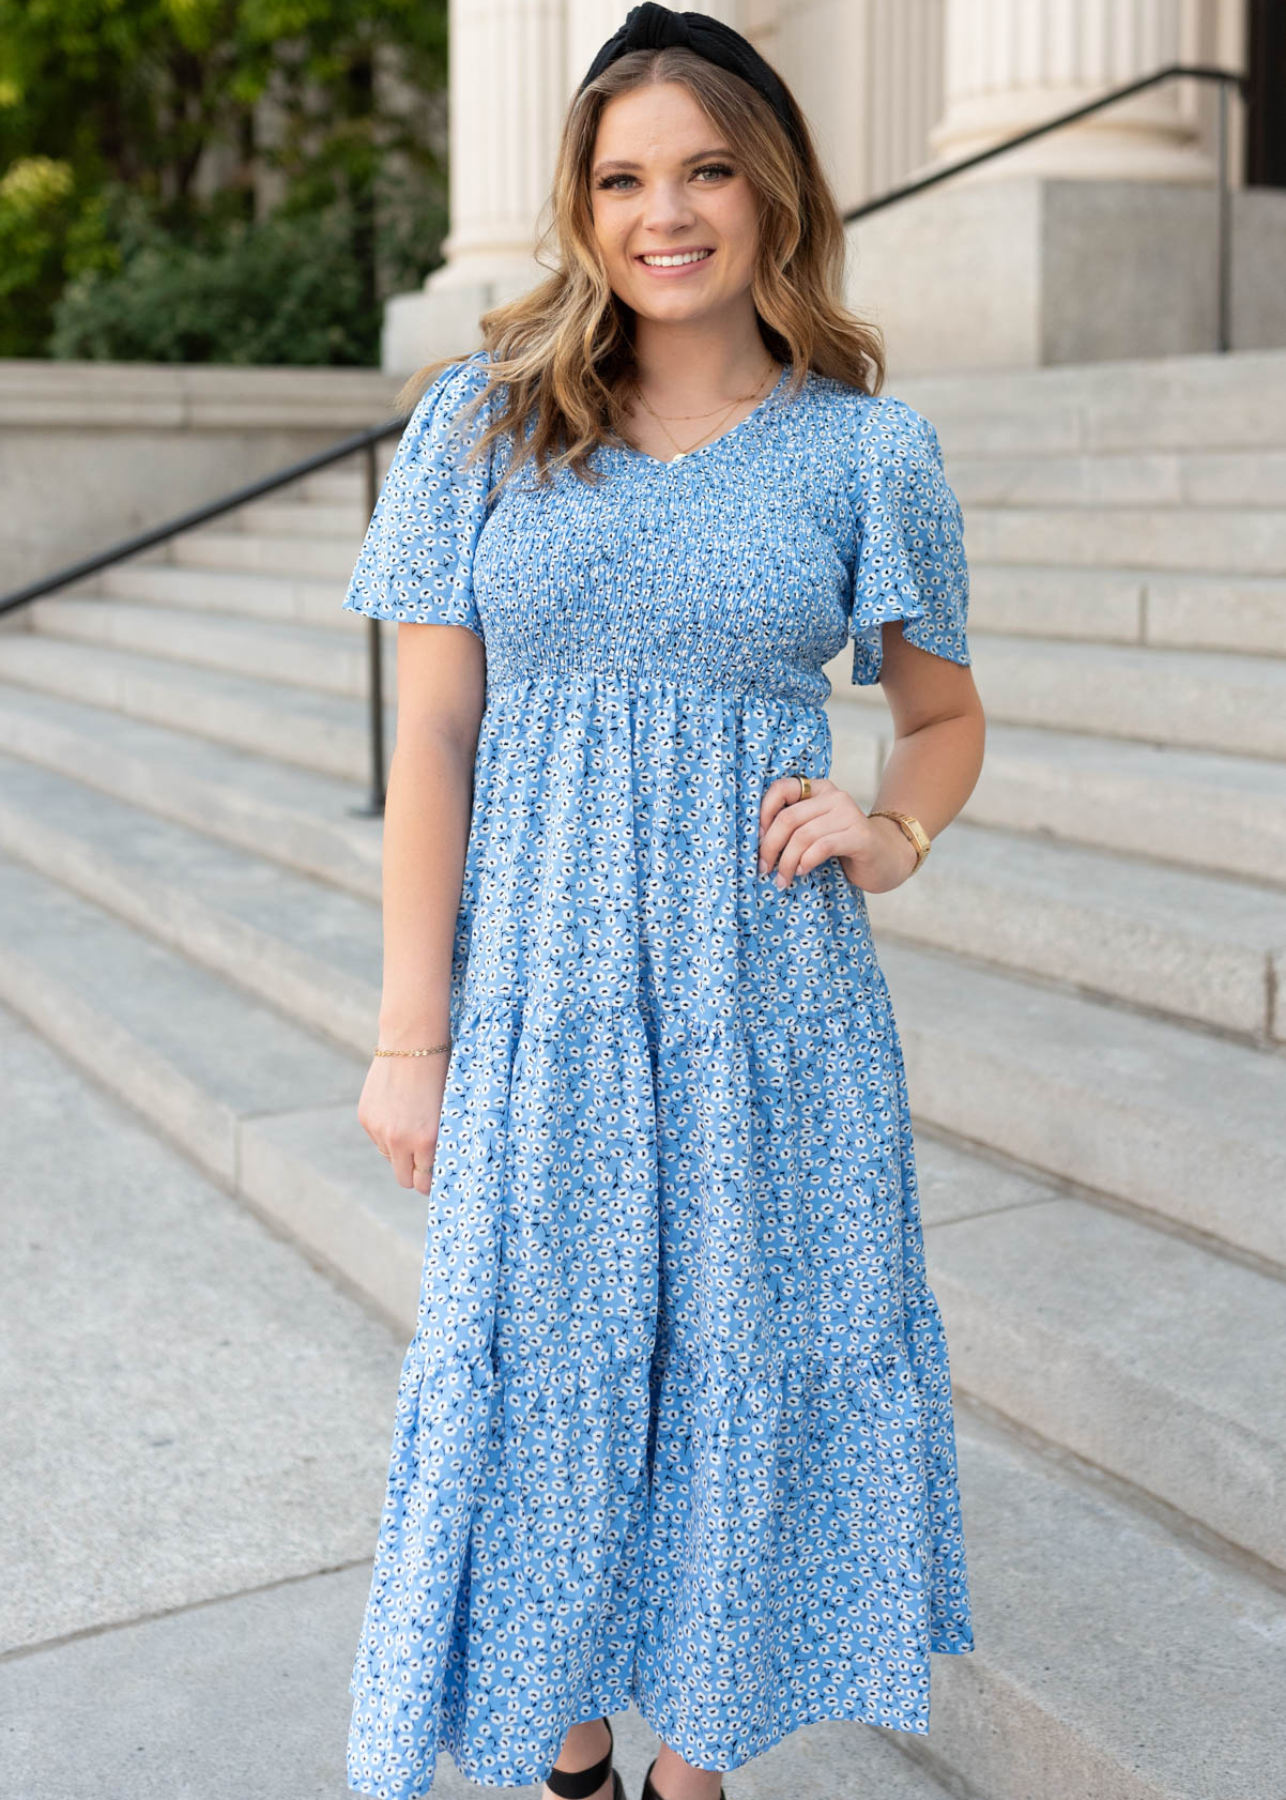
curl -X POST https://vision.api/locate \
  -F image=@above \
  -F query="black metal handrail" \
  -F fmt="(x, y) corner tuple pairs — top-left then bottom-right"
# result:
(0, 413), (406, 814)
(0, 61), (1248, 816)
(843, 63), (1247, 352)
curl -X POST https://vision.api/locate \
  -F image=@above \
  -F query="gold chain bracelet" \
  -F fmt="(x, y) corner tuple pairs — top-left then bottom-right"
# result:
(372, 1039), (452, 1057)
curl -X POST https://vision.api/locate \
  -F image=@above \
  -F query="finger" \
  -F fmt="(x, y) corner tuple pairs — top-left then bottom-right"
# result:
(760, 774), (825, 825)
(759, 783), (808, 869)
(760, 792), (831, 874)
(389, 1143), (420, 1190)
(774, 821), (839, 886)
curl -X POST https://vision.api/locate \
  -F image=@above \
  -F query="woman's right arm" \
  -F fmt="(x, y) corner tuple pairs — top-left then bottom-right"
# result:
(356, 620), (486, 1196)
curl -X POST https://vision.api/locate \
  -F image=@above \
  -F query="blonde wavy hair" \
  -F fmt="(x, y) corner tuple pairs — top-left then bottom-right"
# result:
(395, 43), (886, 494)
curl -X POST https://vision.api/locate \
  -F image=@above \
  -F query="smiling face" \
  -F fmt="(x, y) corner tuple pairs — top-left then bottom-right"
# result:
(588, 80), (761, 328)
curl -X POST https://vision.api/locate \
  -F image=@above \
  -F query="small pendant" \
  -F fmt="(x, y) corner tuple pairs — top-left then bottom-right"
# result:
(669, 451), (686, 463)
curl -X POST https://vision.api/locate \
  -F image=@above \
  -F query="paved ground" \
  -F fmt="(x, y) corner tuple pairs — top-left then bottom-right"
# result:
(0, 999), (955, 1800)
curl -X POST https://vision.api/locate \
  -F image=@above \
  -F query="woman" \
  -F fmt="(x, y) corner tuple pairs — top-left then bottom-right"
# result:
(343, 8), (983, 1799)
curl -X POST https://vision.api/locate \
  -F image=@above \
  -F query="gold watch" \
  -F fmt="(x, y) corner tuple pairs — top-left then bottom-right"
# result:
(868, 808), (931, 873)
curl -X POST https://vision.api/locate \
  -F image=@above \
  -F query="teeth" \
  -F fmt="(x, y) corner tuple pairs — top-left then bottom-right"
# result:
(640, 250), (712, 267)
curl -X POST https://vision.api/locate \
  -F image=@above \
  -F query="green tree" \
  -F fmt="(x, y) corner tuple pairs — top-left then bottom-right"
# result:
(0, 0), (449, 362)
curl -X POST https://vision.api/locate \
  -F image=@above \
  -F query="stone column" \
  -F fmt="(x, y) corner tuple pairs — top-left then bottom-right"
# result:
(928, 0), (1212, 183)
(383, 0), (566, 370)
(430, 0), (567, 287)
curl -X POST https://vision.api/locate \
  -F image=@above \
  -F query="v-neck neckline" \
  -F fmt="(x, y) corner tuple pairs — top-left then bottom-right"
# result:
(606, 361), (795, 469)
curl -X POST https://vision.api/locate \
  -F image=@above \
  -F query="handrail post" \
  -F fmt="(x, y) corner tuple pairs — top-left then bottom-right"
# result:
(1216, 76), (1233, 353)
(360, 438), (388, 816)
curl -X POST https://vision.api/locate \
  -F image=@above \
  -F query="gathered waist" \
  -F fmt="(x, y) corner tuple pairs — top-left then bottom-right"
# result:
(482, 665), (831, 722)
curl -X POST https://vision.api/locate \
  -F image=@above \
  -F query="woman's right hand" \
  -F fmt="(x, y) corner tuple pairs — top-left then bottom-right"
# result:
(357, 1053), (451, 1196)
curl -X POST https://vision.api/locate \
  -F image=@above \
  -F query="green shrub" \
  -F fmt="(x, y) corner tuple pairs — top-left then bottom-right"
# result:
(50, 200), (382, 364)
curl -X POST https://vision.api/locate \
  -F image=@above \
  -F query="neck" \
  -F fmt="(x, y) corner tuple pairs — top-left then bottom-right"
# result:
(630, 317), (778, 402)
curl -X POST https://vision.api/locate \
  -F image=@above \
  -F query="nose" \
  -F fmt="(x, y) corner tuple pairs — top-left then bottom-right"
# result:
(638, 177), (700, 239)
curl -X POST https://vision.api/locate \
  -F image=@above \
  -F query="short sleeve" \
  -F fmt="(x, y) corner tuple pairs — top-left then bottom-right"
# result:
(846, 396), (972, 686)
(341, 350), (495, 640)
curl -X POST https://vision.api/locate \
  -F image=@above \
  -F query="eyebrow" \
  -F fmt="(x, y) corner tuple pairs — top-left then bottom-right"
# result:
(591, 147), (736, 175)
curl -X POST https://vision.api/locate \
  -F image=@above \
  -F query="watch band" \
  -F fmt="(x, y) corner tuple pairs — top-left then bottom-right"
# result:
(868, 808), (931, 872)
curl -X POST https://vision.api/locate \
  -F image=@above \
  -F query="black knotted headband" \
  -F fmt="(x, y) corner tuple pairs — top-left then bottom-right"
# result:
(576, 3), (805, 157)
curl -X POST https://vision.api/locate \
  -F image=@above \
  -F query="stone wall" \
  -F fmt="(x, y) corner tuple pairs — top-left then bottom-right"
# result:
(0, 361), (405, 598)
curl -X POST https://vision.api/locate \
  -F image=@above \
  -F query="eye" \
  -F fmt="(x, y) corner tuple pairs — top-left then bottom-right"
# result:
(593, 162), (737, 191)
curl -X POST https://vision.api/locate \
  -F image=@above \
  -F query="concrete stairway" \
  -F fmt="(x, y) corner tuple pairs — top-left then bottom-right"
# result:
(1, 345), (1283, 1799)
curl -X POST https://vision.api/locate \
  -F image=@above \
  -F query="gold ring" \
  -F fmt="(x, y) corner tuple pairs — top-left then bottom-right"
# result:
(794, 773), (812, 801)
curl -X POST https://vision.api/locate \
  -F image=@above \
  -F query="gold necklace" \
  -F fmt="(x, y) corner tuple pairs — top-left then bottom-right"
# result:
(633, 362), (779, 463)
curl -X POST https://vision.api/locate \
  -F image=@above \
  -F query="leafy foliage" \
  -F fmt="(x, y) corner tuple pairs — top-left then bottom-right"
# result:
(0, 0), (449, 362)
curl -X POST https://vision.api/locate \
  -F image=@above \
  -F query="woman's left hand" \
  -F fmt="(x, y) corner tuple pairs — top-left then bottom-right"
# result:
(758, 776), (920, 894)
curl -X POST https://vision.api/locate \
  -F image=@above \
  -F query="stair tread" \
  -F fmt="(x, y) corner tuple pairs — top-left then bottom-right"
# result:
(879, 938), (1286, 1266)
(0, 752), (381, 999)
(834, 704), (1286, 801)
(0, 853), (362, 1115)
(32, 592), (364, 656)
(0, 630), (371, 727)
(942, 1412), (1286, 1800)
(901, 818), (1286, 950)
(959, 630), (1286, 681)
(882, 938), (1283, 1144)
(969, 561), (1286, 589)
(98, 561), (346, 614)
(919, 1135), (1286, 1565)
(0, 677), (382, 892)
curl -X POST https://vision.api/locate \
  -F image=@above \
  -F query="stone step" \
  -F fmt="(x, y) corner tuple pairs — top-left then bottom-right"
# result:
(829, 708), (1286, 887)
(0, 680), (382, 899)
(932, 1409), (1286, 1800)
(967, 564), (1286, 658)
(300, 465), (380, 503)
(837, 633), (1286, 761)
(96, 561), (350, 630)
(897, 344), (1286, 455)
(963, 502), (1286, 575)
(0, 851), (364, 1191)
(173, 528), (357, 579)
(949, 446), (1286, 508)
(26, 594), (388, 696)
(0, 753), (381, 1051)
(0, 634), (391, 781)
(866, 818), (1285, 1043)
(918, 1136), (1286, 1570)
(0, 1008), (402, 1662)
(0, 849), (419, 1334)
(878, 939), (1286, 1270)
(225, 496), (370, 538)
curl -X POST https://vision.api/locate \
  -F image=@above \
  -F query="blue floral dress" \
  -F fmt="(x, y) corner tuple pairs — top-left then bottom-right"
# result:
(341, 350), (975, 1798)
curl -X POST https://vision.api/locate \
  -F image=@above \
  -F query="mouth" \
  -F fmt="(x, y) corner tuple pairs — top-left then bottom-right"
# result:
(634, 247), (715, 274)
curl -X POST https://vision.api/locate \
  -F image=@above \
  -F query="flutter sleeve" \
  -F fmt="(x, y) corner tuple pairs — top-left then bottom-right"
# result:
(846, 395), (972, 686)
(341, 350), (495, 639)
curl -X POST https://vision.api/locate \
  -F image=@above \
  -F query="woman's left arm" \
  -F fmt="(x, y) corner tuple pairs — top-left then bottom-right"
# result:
(758, 623), (986, 893)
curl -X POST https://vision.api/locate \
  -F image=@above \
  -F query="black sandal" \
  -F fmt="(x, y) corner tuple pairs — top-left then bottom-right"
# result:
(642, 1753), (726, 1800)
(544, 1714), (626, 1800)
